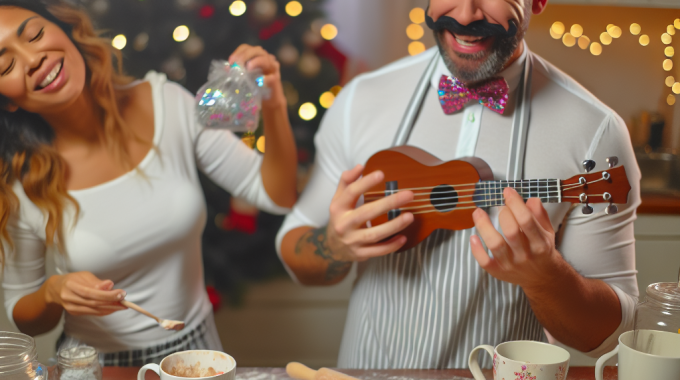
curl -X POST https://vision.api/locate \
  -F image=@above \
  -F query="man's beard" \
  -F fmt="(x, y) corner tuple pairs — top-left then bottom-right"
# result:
(427, 14), (528, 84)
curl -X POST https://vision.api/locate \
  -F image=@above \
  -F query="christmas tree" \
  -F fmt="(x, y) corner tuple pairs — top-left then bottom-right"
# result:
(82, 0), (344, 306)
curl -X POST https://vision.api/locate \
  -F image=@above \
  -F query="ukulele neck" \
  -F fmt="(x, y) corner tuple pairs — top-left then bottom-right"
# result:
(474, 179), (561, 207)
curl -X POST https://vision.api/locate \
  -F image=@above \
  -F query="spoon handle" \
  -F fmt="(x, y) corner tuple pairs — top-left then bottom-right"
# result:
(120, 300), (161, 323)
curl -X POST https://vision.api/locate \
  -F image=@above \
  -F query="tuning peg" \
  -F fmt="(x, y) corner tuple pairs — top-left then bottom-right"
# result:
(606, 156), (619, 168)
(606, 204), (618, 215)
(582, 205), (594, 214)
(582, 160), (596, 173)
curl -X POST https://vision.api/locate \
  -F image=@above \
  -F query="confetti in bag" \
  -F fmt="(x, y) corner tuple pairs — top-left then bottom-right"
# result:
(195, 60), (270, 132)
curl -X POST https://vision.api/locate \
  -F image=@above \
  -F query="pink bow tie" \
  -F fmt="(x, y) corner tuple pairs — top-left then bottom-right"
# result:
(438, 75), (509, 115)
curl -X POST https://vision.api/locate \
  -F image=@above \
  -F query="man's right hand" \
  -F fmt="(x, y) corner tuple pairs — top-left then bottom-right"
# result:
(45, 272), (127, 316)
(325, 164), (415, 262)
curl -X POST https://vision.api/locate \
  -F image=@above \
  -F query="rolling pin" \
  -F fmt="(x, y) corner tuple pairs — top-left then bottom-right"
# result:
(286, 362), (360, 380)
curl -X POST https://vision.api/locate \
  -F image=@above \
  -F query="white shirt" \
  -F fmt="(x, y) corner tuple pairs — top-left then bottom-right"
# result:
(276, 47), (641, 368)
(2, 72), (288, 352)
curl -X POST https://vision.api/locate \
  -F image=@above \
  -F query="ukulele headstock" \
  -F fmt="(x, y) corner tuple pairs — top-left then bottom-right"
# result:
(561, 157), (631, 215)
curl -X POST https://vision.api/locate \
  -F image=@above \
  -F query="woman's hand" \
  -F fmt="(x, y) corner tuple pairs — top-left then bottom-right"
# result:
(229, 44), (286, 109)
(45, 272), (127, 317)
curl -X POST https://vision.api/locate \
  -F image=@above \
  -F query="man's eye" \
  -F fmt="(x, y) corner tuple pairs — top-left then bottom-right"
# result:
(2, 60), (15, 76)
(30, 28), (44, 42)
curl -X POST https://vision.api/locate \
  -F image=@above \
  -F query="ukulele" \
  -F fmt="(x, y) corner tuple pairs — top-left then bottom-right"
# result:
(362, 146), (631, 252)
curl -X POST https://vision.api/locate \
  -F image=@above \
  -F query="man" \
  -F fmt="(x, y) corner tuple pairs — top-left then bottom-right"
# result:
(276, 0), (640, 369)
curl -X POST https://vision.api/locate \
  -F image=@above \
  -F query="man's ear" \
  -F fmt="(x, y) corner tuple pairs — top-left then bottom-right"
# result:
(532, 0), (548, 15)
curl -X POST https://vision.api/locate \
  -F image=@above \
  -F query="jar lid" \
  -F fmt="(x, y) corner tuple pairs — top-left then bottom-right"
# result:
(646, 282), (680, 307)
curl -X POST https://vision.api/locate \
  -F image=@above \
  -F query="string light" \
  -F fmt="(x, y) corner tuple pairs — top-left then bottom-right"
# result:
(256, 136), (265, 153)
(673, 83), (680, 95)
(320, 24), (338, 40)
(669, 25), (676, 36)
(406, 24), (424, 40)
(666, 47), (675, 58)
(173, 26), (190, 42)
(664, 59), (674, 71)
(570, 24), (583, 38)
(630, 23), (641, 35)
(607, 25), (622, 38)
(319, 91), (335, 108)
(590, 42), (602, 56)
(676, 19), (680, 29)
(667, 76), (676, 87)
(578, 35), (590, 49)
(639, 34), (650, 46)
(111, 34), (127, 50)
(600, 32), (612, 45)
(550, 22), (565, 39)
(229, 1), (246, 16)
(408, 41), (426, 55)
(285, 1), (302, 17)
(330, 85), (342, 95)
(662, 33), (672, 45)
(299, 102), (317, 120)
(668, 94), (676, 106)
(409, 7), (425, 24)
(562, 33), (576, 47)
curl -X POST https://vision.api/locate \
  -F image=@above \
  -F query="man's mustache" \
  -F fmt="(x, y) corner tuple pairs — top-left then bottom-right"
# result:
(425, 15), (517, 38)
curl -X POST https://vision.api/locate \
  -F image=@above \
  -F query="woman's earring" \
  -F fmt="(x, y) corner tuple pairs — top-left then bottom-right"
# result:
(4, 102), (19, 112)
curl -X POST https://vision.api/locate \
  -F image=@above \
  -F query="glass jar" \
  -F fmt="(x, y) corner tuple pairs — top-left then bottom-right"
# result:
(0, 331), (46, 380)
(632, 282), (680, 352)
(53, 346), (102, 380)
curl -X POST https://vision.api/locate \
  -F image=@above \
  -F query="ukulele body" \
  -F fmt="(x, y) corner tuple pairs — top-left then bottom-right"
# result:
(363, 146), (494, 252)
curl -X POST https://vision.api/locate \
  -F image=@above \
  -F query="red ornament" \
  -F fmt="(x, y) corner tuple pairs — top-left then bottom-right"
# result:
(206, 286), (222, 312)
(258, 17), (290, 40)
(199, 5), (215, 19)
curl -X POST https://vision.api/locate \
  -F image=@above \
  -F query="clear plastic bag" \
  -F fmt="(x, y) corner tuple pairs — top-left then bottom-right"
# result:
(195, 60), (270, 132)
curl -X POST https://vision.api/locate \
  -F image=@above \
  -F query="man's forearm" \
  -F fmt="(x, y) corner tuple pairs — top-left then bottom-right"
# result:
(523, 256), (622, 352)
(280, 226), (352, 285)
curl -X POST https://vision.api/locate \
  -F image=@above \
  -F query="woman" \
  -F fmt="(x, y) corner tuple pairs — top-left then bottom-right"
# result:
(0, 0), (297, 365)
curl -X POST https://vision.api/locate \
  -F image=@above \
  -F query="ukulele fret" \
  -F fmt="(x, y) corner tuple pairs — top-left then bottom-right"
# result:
(477, 178), (561, 206)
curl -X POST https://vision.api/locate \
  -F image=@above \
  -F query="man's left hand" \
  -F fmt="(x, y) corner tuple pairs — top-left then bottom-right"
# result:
(470, 187), (562, 289)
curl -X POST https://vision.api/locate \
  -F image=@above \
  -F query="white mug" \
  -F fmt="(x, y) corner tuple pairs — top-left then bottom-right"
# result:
(469, 341), (570, 380)
(595, 330), (680, 380)
(137, 350), (236, 380)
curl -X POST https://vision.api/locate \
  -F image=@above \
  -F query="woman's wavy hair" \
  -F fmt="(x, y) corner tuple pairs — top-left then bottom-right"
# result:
(0, 0), (140, 263)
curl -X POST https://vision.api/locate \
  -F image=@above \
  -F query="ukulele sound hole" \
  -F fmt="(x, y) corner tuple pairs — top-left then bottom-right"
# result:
(430, 185), (458, 212)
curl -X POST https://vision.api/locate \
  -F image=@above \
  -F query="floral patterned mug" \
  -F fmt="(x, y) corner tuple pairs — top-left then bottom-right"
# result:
(468, 341), (570, 380)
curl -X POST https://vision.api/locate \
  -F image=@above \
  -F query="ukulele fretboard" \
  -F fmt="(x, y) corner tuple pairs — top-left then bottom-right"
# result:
(472, 179), (561, 207)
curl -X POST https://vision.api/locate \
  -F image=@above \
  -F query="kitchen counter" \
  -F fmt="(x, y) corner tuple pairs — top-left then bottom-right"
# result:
(110, 366), (619, 380)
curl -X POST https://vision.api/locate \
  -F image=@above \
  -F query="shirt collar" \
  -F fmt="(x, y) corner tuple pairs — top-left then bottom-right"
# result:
(430, 40), (528, 96)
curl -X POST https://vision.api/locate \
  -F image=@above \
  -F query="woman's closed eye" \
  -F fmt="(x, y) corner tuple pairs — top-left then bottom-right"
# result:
(1, 28), (46, 76)
(30, 28), (44, 42)
(2, 60), (15, 76)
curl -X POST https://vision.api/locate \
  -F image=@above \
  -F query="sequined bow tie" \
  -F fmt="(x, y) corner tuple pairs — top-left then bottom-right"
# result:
(438, 75), (509, 115)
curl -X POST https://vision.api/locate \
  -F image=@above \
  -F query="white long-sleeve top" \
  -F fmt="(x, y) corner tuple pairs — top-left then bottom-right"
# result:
(2, 72), (288, 352)
(276, 47), (641, 368)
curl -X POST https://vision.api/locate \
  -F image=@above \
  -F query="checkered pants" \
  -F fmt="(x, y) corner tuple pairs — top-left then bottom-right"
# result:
(56, 315), (223, 367)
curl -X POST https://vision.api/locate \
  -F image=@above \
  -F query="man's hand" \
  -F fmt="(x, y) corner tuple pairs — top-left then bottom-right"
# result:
(326, 164), (415, 262)
(470, 187), (561, 290)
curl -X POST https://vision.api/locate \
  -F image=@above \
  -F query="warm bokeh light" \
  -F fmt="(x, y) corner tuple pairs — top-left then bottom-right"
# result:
(607, 25), (622, 38)
(285, 1), (302, 17)
(578, 35), (590, 49)
(673, 83), (680, 95)
(330, 85), (342, 96)
(320, 24), (338, 40)
(319, 91), (335, 109)
(590, 42), (602, 56)
(409, 7), (425, 24)
(664, 59), (674, 71)
(551, 22), (565, 35)
(173, 25), (190, 42)
(669, 25), (677, 36)
(229, 1), (246, 16)
(666, 47), (675, 58)
(550, 28), (563, 39)
(662, 33), (672, 45)
(112, 34), (127, 50)
(629, 23), (641, 35)
(639, 34), (650, 46)
(676, 19), (680, 29)
(600, 32), (612, 45)
(669, 94), (676, 106)
(256, 136), (265, 153)
(299, 102), (317, 121)
(406, 24), (424, 40)
(570, 24), (583, 38)
(667, 76), (676, 87)
(408, 41), (426, 55)
(562, 33), (576, 47)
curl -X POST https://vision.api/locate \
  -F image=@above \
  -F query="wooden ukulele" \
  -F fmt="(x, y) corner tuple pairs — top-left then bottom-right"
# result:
(362, 146), (631, 252)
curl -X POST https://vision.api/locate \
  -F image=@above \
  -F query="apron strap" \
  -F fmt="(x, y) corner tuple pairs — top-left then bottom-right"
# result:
(506, 55), (533, 181)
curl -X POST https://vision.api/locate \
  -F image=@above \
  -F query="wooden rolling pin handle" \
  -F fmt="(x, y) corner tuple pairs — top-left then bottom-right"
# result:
(286, 362), (318, 380)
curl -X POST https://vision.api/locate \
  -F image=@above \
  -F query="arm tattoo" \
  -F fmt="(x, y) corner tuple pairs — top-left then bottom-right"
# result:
(295, 227), (352, 281)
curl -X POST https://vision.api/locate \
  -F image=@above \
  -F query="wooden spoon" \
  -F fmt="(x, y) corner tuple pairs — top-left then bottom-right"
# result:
(120, 300), (185, 331)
